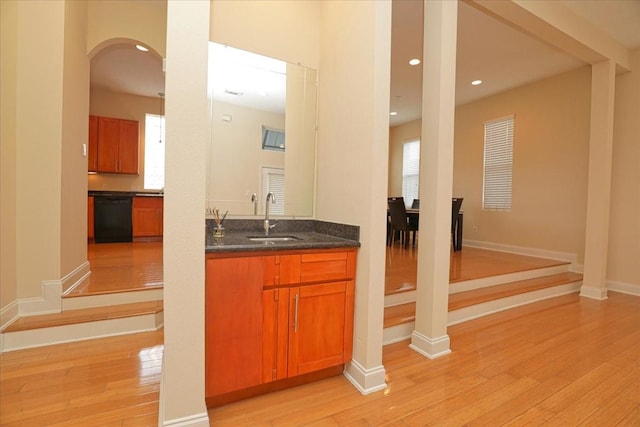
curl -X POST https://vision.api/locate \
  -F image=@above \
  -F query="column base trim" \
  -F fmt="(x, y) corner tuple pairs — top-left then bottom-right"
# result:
(410, 330), (451, 359)
(579, 285), (608, 300)
(343, 359), (387, 395)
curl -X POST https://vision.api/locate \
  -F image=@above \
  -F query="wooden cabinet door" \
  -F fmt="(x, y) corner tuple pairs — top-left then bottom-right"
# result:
(287, 280), (355, 377)
(118, 119), (139, 174)
(132, 197), (163, 237)
(88, 116), (98, 172)
(205, 257), (266, 397)
(93, 116), (139, 174)
(262, 287), (289, 383)
(96, 117), (119, 172)
(88, 196), (94, 239)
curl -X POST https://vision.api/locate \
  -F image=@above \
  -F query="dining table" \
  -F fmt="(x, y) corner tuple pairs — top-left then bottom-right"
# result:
(405, 208), (464, 251)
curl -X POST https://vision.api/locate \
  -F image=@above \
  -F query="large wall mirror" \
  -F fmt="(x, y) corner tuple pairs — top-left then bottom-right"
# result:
(206, 42), (317, 217)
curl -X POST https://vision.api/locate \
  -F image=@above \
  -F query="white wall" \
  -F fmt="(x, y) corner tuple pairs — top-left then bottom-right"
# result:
(210, 0), (320, 69)
(207, 101), (285, 215)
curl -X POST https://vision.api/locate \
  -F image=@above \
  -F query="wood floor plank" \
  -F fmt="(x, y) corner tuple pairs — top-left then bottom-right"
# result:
(2, 300), (163, 332)
(448, 271), (582, 310)
(384, 244), (570, 296)
(2, 241), (638, 427)
(66, 241), (163, 297)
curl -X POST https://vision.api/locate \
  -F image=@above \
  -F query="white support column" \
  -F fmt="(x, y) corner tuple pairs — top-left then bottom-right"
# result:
(410, 0), (458, 359)
(160, 1), (210, 425)
(581, 59), (616, 300)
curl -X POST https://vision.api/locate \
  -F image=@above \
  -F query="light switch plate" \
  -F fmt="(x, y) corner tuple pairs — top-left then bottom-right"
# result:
(82, 143), (87, 157)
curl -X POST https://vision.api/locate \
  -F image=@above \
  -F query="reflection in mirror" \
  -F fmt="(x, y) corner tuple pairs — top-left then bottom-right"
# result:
(206, 42), (317, 218)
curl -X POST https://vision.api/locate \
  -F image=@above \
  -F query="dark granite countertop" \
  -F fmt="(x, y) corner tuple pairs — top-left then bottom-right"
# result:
(88, 190), (163, 198)
(205, 219), (360, 253)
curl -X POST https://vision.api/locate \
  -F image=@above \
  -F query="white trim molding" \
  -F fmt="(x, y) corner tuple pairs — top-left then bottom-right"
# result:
(61, 261), (91, 295)
(1, 300), (19, 332)
(18, 280), (62, 316)
(606, 280), (640, 297)
(464, 239), (578, 265)
(17, 260), (90, 317)
(162, 412), (210, 427)
(580, 285), (608, 300)
(410, 331), (451, 359)
(344, 359), (387, 395)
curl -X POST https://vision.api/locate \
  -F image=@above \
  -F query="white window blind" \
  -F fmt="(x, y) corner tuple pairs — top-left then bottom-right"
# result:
(144, 114), (165, 190)
(402, 139), (420, 207)
(262, 167), (285, 215)
(483, 116), (514, 211)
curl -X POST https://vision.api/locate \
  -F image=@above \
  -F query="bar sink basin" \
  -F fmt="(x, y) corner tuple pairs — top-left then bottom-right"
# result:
(248, 235), (301, 242)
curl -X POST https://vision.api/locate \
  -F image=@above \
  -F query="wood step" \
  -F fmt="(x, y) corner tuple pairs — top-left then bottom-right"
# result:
(383, 272), (583, 329)
(1, 301), (163, 333)
(384, 302), (416, 329)
(448, 271), (583, 311)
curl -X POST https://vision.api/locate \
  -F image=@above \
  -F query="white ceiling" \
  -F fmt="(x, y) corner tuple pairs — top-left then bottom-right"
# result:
(90, 0), (640, 126)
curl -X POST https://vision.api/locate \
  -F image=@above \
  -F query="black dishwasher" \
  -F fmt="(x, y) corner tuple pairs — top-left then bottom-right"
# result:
(94, 196), (133, 243)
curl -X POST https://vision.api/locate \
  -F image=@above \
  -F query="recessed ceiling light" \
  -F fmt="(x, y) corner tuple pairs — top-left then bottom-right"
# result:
(471, 80), (483, 86)
(135, 44), (149, 52)
(409, 58), (421, 66)
(390, 111), (398, 116)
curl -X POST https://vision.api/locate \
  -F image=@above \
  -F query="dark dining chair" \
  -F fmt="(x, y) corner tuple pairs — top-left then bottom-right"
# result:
(388, 197), (418, 248)
(451, 197), (464, 251)
(409, 198), (420, 230)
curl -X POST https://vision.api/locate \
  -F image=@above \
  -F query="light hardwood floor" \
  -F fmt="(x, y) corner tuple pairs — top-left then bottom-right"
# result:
(2, 244), (637, 425)
(2, 293), (638, 425)
(385, 244), (569, 296)
(65, 242), (163, 297)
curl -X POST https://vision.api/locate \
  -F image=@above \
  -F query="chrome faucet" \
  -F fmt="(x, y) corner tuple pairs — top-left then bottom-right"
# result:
(264, 192), (277, 235)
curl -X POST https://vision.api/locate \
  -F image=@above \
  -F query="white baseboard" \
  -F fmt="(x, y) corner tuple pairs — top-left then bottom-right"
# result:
(383, 321), (414, 345)
(18, 280), (62, 316)
(580, 285), (609, 300)
(0, 300), (19, 332)
(343, 359), (387, 395)
(607, 280), (640, 296)
(61, 261), (91, 295)
(162, 412), (210, 427)
(384, 290), (416, 308)
(449, 264), (570, 294)
(464, 239), (578, 265)
(17, 260), (90, 317)
(409, 331), (451, 359)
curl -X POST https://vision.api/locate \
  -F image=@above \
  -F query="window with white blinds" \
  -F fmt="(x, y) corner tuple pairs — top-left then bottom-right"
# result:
(262, 167), (285, 215)
(402, 139), (420, 207)
(483, 116), (514, 211)
(144, 114), (165, 190)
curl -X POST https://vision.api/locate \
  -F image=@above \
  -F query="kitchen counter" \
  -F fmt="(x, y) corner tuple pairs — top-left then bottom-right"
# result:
(205, 219), (360, 253)
(89, 190), (163, 197)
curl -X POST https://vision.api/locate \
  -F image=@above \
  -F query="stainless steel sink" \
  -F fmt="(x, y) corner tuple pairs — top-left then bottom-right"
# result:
(248, 235), (301, 242)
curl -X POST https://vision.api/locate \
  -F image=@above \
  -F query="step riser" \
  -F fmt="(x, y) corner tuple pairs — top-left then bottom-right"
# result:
(1, 312), (163, 352)
(385, 264), (572, 308)
(385, 290), (417, 308)
(449, 264), (570, 295)
(62, 289), (164, 310)
(448, 282), (581, 326)
(382, 282), (581, 345)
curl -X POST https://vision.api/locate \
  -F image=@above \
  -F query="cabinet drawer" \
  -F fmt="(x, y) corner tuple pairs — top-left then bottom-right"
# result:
(299, 251), (356, 283)
(133, 196), (163, 209)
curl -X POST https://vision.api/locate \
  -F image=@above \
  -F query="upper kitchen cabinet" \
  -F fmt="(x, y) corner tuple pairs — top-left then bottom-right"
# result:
(90, 115), (140, 174)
